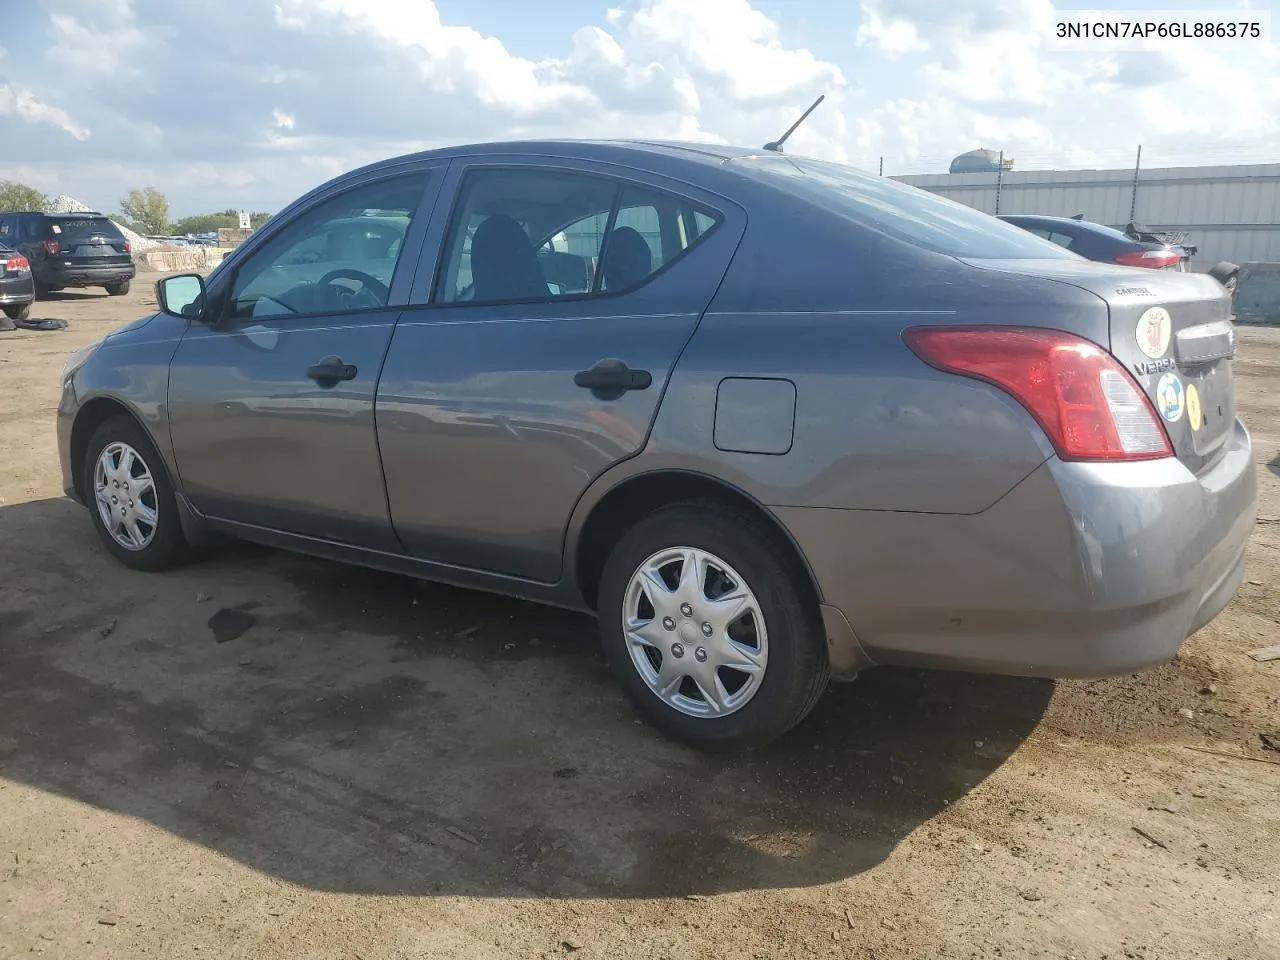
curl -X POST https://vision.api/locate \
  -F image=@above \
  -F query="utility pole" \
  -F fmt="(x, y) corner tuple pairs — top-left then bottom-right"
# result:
(994, 150), (1005, 215)
(878, 156), (884, 176)
(1129, 145), (1142, 221)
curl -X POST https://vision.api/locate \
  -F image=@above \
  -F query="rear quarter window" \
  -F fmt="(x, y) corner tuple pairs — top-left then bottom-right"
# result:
(735, 156), (1081, 260)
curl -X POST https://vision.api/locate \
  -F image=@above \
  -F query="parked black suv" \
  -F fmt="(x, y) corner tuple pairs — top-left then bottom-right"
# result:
(0, 242), (36, 326)
(0, 211), (136, 297)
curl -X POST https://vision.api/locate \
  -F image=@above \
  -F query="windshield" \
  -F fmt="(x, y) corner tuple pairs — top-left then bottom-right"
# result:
(734, 155), (1080, 260)
(48, 217), (124, 243)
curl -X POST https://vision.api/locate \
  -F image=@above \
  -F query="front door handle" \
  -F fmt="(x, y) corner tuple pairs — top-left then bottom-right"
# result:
(573, 359), (652, 400)
(306, 355), (358, 385)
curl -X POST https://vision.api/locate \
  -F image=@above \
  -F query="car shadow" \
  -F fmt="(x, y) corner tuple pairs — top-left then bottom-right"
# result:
(1268, 453), (1280, 480)
(0, 496), (1053, 899)
(38, 289), (108, 301)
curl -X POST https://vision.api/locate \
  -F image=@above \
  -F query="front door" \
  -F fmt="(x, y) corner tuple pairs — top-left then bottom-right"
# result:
(166, 168), (441, 551)
(376, 160), (744, 581)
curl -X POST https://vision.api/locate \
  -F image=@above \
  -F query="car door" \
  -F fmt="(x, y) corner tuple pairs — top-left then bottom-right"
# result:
(375, 158), (745, 582)
(166, 163), (446, 551)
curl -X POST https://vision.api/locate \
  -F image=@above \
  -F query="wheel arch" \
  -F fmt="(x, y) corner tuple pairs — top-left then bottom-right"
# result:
(570, 467), (824, 614)
(70, 397), (166, 502)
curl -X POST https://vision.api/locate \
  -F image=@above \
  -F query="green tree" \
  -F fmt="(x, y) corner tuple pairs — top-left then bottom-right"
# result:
(120, 187), (170, 235)
(0, 180), (48, 214)
(171, 209), (273, 236)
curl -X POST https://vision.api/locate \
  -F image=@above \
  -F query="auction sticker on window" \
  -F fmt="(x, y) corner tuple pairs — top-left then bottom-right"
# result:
(1137, 307), (1172, 359)
(1157, 373), (1185, 423)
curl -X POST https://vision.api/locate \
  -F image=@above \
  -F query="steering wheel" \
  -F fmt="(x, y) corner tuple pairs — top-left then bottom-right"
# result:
(316, 268), (390, 310)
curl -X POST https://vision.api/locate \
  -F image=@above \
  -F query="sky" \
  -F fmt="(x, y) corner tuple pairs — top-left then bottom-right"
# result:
(0, 0), (1277, 217)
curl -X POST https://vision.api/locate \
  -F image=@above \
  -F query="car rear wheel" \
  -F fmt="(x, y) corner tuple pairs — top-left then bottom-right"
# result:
(597, 500), (830, 750)
(105, 281), (130, 296)
(3, 303), (29, 321)
(83, 415), (188, 571)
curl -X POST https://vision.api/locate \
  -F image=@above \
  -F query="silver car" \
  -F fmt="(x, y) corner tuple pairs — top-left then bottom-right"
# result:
(56, 141), (1257, 749)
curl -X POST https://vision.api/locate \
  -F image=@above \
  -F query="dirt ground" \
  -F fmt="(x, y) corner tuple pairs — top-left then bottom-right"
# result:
(1, 279), (1278, 960)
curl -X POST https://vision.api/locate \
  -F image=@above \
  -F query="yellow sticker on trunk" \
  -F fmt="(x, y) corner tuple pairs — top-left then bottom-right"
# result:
(1186, 383), (1202, 432)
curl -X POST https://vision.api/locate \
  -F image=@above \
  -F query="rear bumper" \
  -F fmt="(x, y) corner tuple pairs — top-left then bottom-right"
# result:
(36, 261), (136, 287)
(779, 418), (1257, 678)
(0, 274), (35, 304)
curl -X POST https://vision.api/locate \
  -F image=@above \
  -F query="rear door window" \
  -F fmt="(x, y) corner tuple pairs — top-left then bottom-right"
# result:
(434, 168), (722, 304)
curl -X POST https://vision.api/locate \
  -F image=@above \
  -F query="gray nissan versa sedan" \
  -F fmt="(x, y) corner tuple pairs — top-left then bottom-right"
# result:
(56, 140), (1257, 749)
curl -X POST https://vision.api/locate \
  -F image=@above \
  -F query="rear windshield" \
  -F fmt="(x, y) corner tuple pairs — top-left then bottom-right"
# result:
(46, 217), (124, 243)
(1069, 220), (1135, 243)
(733, 155), (1080, 260)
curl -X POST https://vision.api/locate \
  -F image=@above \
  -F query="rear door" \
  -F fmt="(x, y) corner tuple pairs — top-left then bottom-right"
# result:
(375, 157), (745, 582)
(46, 216), (130, 268)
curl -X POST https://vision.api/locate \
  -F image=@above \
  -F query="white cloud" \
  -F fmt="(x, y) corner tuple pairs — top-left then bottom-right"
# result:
(0, 0), (1276, 215)
(0, 84), (90, 140)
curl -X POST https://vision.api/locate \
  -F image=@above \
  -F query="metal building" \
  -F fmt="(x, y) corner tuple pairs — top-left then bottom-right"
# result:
(896, 163), (1280, 268)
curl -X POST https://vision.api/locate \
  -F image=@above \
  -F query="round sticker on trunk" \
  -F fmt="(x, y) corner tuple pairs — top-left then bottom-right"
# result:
(1137, 306), (1172, 359)
(1186, 383), (1202, 432)
(1156, 372), (1185, 423)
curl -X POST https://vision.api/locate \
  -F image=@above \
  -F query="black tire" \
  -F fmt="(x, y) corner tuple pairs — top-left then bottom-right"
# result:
(104, 280), (130, 296)
(83, 415), (188, 571)
(3, 303), (29, 321)
(1207, 261), (1239, 298)
(597, 500), (830, 751)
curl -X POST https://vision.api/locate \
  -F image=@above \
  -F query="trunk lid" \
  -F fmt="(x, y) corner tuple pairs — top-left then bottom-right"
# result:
(47, 217), (131, 264)
(963, 259), (1235, 475)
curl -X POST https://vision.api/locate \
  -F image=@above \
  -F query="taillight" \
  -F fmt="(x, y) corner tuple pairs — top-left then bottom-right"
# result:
(1116, 250), (1181, 269)
(7, 254), (29, 273)
(123, 239), (131, 253)
(903, 326), (1173, 462)
(42, 239), (60, 256)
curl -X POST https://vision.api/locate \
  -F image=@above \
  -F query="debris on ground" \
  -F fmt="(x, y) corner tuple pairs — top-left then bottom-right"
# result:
(1178, 708), (1195, 720)
(196, 591), (212, 603)
(454, 625), (481, 639)
(13, 319), (69, 332)
(1131, 826), (1168, 850)
(1199, 683), (1218, 695)
(208, 607), (255, 644)
(1246, 644), (1280, 662)
(98, 618), (118, 640)
(445, 825), (481, 846)
(1261, 733), (1280, 753)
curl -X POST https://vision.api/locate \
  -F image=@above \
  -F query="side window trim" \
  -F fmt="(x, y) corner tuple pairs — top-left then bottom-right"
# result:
(210, 165), (444, 325)
(589, 186), (623, 295)
(425, 163), (725, 309)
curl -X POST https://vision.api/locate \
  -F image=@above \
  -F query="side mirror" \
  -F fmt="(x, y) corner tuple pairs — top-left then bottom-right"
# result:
(156, 273), (207, 320)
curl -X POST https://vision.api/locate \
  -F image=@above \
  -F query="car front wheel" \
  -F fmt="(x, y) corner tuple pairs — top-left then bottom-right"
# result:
(83, 415), (188, 571)
(597, 501), (830, 750)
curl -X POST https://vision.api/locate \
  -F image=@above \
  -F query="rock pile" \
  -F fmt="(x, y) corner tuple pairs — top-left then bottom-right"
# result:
(43, 195), (162, 252)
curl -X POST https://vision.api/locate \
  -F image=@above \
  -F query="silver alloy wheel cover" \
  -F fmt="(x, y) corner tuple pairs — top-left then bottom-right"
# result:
(622, 546), (769, 718)
(93, 441), (159, 552)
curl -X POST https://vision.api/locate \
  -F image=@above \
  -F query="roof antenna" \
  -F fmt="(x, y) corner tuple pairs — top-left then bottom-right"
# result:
(763, 94), (825, 153)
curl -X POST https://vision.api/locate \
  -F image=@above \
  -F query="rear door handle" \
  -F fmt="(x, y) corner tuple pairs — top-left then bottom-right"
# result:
(306, 355), (358, 384)
(573, 359), (652, 399)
